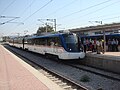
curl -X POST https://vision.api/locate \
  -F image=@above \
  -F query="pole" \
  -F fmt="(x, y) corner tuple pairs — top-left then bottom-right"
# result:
(99, 21), (106, 54)
(46, 19), (56, 32)
(103, 30), (106, 53)
(100, 21), (106, 54)
(54, 19), (56, 32)
(92, 21), (106, 54)
(45, 23), (47, 33)
(38, 18), (56, 32)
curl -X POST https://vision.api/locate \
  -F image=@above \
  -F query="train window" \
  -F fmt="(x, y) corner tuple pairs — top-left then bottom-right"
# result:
(63, 34), (79, 52)
(63, 34), (77, 43)
(24, 39), (28, 44)
(38, 38), (42, 45)
(54, 37), (61, 47)
(34, 38), (40, 45)
(27, 39), (34, 45)
(46, 37), (61, 47)
(27, 39), (31, 45)
(47, 37), (53, 46)
(39, 38), (46, 45)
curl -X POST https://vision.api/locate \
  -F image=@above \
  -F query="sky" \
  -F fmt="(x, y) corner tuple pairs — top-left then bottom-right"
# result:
(0, 0), (120, 36)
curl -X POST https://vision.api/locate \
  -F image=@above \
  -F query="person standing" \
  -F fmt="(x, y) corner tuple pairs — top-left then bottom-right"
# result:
(96, 40), (100, 54)
(115, 39), (119, 52)
(83, 38), (87, 53)
(101, 39), (104, 54)
(112, 39), (116, 52)
(94, 39), (97, 52)
(86, 39), (89, 51)
(108, 39), (111, 51)
(91, 40), (94, 52)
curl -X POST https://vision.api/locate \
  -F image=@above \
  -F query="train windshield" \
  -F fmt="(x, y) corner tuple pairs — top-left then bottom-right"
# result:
(63, 33), (80, 52)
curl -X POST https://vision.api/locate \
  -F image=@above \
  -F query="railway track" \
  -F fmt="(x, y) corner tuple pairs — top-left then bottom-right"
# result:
(64, 63), (120, 82)
(4, 44), (120, 90)
(4, 44), (91, 90)
(49, 55), (120, 82)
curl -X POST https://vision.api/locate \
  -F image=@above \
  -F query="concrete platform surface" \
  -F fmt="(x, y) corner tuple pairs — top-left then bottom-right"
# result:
(85, 51), (120, 74)
(86, 51), (120, 60)
(0, 45), (64, 90)
(102, 52), (120, 56)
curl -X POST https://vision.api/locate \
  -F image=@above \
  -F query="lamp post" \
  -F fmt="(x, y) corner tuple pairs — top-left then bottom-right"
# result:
(38, 18), (57, 33)
(89, 21), (106, 54)
(95, 21), (106, 53)
(46, 19), (56, 32)
(38, 19), (48, 33)
(45, 23), (47, 33)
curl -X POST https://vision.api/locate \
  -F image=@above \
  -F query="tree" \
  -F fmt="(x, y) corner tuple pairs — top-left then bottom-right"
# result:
(36, 25), (54, 35)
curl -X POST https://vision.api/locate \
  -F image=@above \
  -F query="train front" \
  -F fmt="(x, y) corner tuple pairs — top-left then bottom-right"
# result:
(60, 33), (85, 60)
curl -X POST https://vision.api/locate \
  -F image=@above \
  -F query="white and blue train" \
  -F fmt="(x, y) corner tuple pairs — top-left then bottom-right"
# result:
(9, 32), (85, 60)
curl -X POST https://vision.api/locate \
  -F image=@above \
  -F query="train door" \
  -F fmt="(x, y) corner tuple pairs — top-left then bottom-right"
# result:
(53, 37), (62, 54)
(50, 37), (58, 54)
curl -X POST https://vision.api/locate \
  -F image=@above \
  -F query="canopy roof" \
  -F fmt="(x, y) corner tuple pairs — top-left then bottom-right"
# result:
(69, 23), (120, 33)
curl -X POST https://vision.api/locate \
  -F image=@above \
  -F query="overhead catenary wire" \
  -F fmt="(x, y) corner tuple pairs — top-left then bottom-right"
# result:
(102, 16), (120, 21)
(0, 15), (19, 18)
(2, 0), (120, 36)
(58, 0), (112, 19)
(0, 0), (17, 15)
(12, 0), (53, 35)
(22, 0), (53, 22)
(10, 0), (36, 27)
(81, 0), (120, 19)
(62, 0), (120, 29)
(77, 0), (120, 25)
(67, 15), (120, 29)
(0, 17), (19, 25)
(22, 0), (117, 33)
(44, 0), (79, 17)
(19, 0), (36, 16)
(88, 11), (120, 20)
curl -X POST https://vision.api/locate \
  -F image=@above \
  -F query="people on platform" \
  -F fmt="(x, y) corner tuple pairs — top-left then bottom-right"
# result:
(115, 39), (119, 52)
(96, 39), (104, 54)
(83, 38), (87, 53)
(82, 38), (119, 54)
(108, 39), (111, 51)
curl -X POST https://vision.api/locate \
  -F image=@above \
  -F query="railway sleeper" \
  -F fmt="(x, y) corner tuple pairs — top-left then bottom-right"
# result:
(51, 78), (59, 81)
(49, 76), (56, 79)
(62, 85), (72, 89)
(38, 69), (45, 73)
(45, 74), (53, 77)
(42, 71), (49, 75)
(54, 80), (62, 83)
(59, 82), (67, 86)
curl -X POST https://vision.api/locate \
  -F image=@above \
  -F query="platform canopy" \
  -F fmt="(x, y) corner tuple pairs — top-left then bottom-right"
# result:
(69, 22), (120, 53)
(69, 23), (120, 33)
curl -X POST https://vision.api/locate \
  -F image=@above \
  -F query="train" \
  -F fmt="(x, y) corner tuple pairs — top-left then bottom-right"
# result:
(8, 32), (85, 60)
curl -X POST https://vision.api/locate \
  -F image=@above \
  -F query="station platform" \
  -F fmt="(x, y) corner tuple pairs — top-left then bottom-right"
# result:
(84, 51), (120, 74)
(87, 51), (120, 57)
(0, 45), (63, 90)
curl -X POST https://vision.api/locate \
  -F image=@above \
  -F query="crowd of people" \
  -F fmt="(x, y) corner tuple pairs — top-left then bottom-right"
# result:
(82, 38), (119, 54)
(107, 39), (119, 52)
